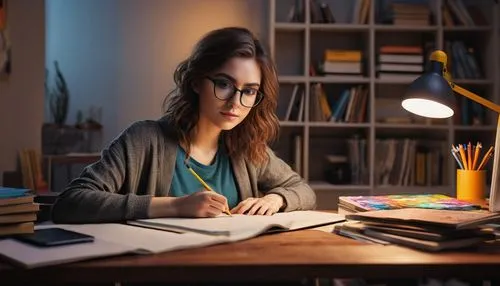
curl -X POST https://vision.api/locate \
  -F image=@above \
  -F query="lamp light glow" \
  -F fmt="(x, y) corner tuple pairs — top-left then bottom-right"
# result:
(401, 98), (454, 118)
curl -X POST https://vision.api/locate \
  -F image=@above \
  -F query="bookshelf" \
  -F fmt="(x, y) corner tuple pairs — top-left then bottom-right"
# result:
(269, 0), (500, 209)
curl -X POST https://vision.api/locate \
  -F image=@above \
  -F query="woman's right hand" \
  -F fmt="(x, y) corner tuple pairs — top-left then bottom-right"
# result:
(174, 190), (229, 218)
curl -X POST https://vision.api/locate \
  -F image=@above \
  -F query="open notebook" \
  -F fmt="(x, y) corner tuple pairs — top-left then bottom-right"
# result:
(127, 210), (343, 237)
(0, 210), (344, 268)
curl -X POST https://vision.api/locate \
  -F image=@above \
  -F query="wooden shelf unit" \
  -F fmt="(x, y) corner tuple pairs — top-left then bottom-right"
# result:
(269, 0), (500, 209)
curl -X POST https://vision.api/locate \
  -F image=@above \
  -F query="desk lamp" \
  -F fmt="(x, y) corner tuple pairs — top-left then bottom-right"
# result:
(401, 50), (500, 212)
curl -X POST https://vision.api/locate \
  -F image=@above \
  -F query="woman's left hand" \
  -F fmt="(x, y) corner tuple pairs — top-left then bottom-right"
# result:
(231, 194), (284, 215)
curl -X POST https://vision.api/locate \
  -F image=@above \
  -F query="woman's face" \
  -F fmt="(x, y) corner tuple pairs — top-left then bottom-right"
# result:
(195, 57), (262, 131)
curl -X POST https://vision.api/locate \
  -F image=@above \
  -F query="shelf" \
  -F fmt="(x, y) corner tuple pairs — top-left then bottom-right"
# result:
(310, 76), (370, 84)
(443, 26), (492, 32)
(270, 0), (499, 210)
(374, 24), (438, 32)
(309, 24), (369, 32)
(454, 125), (497, 132)
(375, 123), (449, 130)
(309, 181), (371, 191)
(374, 185), (453, 195)
(309, 122), (370, 128)
(375, 77), (418, 84)
(274, 23), (306, 31)
(452, 79), (494, 85)
(279, 121), (305, 127)
(278, 76), (306, 83)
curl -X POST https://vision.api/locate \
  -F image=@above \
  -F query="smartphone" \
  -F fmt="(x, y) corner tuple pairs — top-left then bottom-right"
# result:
(14, 228), (94, 247)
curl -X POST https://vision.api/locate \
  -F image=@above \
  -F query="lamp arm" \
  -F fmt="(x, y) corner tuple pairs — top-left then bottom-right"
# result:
(451, 82), (500, 212)
(449, 83), (500, 114)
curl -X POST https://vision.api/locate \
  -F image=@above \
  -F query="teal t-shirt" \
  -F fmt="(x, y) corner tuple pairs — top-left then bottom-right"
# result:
(169, 145), (240, 209)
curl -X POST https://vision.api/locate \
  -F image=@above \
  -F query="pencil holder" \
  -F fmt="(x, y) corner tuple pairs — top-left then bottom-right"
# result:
(456, 169), (486, 202)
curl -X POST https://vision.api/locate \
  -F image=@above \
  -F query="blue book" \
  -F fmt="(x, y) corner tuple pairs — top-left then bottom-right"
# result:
(0, 187), (32, 199)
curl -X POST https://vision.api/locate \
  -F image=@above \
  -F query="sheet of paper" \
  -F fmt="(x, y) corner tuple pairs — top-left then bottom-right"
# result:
(0, 223), (230, 268)
(35, 224), (228, 254)
(0, 237), (133, 268)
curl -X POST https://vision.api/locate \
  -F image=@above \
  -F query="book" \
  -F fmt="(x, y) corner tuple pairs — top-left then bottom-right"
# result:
(0, 213), (37, 224)
(341, 221), (490, 242)
(0, 211), (345, 268)
(362, 228), (493, 252)
(339, 194), (482, 213)
(0, 203), (39, 215)
(0, 187), (32, 198)
(0, 195), (34, 206)
(345, 208), (500, 230)
(0, 222), (34, 236)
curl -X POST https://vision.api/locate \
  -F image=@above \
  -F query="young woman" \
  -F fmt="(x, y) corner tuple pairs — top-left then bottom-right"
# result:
(51, 27), (316, 223)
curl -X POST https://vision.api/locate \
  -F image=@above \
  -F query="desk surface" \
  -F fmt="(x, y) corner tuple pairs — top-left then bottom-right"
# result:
(1, 227), (500, 284)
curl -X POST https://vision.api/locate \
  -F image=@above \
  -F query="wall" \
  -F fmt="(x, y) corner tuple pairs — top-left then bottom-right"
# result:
(45, 0), (268, 147)
(0, 0), (45, 185)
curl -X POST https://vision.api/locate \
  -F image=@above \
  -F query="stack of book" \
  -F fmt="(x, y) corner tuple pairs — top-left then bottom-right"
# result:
(377, 45), (424, 81)
(320, 49), (363, 76)
(391, 2), (430, 26)
(0, 187), (39, 236)
(335, 208), (499, 252)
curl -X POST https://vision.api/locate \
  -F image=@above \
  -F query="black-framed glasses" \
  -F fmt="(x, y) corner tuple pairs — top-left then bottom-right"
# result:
(205, 76), (263, 108)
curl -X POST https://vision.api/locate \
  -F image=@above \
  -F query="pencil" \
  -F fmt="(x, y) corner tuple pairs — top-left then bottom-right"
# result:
(186, 165), (232, 216)
(451, 148), (464, 170)
(477, 146), (494, 171)
(458, 144), (468, 170)
(467, 142), (472, 170)
(472, 142), (482, 170)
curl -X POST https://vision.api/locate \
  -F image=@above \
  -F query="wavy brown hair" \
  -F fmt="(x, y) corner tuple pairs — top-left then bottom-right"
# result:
(163, 27), (280, 166)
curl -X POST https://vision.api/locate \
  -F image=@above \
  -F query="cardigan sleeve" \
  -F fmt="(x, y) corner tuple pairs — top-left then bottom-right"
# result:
(256, 147), (316, 211)
(51, 122), (153, 224)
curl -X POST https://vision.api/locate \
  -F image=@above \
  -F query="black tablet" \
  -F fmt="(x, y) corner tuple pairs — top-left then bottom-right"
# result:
(15, 228), (95, 247)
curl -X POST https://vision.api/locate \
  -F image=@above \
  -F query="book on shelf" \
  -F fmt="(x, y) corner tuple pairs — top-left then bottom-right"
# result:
(391, 2), (431, 26)
(350, 0), (370, 24)
(320, 49), (364, 76)
(309, 0), (335, 23)
(282, 84), (304, 122)
(377, 45), (424, 78)
(444, 0), (487, 27)
(373, 139), (447, 187)
(445, 40), (482, 79)
(309, 83), (368, 123)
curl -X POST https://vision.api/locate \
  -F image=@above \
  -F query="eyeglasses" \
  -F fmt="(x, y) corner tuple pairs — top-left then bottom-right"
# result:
(205, 76), (263, 108)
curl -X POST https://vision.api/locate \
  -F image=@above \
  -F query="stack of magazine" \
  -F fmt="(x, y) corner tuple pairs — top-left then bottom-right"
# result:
(335, 207), (500, 252)
(334, 194), (500, 251)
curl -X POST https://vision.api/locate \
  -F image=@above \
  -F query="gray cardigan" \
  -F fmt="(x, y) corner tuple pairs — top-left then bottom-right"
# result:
(51, 117), (316, 223)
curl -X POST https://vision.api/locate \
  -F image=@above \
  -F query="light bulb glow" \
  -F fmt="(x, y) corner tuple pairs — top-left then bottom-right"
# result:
(402, 98), (454, 118)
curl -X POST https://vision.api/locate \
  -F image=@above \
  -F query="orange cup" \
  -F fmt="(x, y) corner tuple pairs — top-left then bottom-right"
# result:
(456, 169), (486, 202)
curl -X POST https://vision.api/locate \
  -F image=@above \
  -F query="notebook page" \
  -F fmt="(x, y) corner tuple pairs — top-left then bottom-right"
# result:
(129, 211), (345, 237)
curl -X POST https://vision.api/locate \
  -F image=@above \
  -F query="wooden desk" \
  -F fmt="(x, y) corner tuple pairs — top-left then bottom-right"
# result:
(1, 228), (500, 284)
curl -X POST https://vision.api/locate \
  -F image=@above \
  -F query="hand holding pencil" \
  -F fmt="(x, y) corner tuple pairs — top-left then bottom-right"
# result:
(185, 164), (232, 216)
